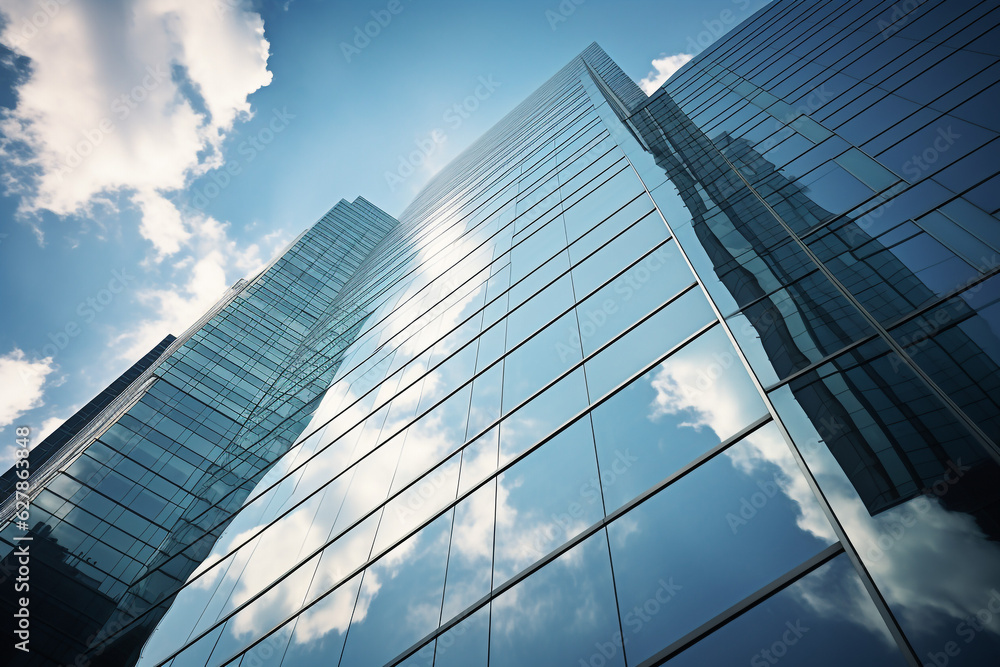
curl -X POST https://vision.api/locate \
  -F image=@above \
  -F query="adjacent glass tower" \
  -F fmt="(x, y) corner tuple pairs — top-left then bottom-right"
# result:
(0, 198), (398, 665)
(5, 1), (1000, 666)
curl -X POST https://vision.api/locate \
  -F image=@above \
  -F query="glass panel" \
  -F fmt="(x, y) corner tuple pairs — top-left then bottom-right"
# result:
(304, 513), (379, 607)
(790, 114), (834, 143)
(568, 197), (660, 272)
(280, 573), (362, 667)
(509, 249), (570, 310)
(236, 621), (292, 667)
(499, 367), (589, 464)
(505, 274), (576, 349)
(584, 289), (716, 400)
(433, 605), (490, 667)
(375, 452), (460, 554)
(576, 240), (696, 355)
(562, 167), (644, 242)
(209, 554), (319, 665)
(489, 531), (625, 667)
(607, 426), (837, 666)
(591, 325), (769, 511)
(390, 386), (470, 494)
(888, 273), (1000, 445)
(726, 270), (876, 386)
(769, 337), (1000, 665)
(502, 311), (582, 410)
(458, 427), (499, 494)
(834, 148), (898, 191)
(329, 436), (403, 537)
(494, 418), (604, 586)
(441, 481), (496, 623)
(510, 217), (568, 284)
(467, 363), (502, 438)
(664, 555), (908, 667)
(170, 625), (224, 667)
(338, 512), (452, 666)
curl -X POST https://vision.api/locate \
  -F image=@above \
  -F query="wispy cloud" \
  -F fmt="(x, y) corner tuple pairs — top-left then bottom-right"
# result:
(0, 0), (288, 397)
(0, 0), (273, 259)
(638, 53), (694, 95)
(111, 212), (279, 362)
(0, 348), (56, 430)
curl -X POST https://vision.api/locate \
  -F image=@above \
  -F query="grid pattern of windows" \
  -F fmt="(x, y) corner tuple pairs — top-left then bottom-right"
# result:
(126, 15), (1000, 663)
(5, 2), (1000, 666)
(0, 198), (397, 666)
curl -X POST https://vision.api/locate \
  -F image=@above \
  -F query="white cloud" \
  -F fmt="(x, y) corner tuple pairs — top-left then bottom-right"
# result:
(0, 0), (286, 381)
(0, 0), (273, 258)
(35, 414), (67, 442)
(0, 348), (56, 430)
(638, 53), (694, 95)
(111, 212), (274, 362)
(647, 335), (837, 543)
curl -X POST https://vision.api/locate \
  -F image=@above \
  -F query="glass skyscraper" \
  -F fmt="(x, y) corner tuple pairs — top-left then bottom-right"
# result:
(0, 335), (176, 504)
(4, 1), (1000, 666)
(1, 198), (398, 665)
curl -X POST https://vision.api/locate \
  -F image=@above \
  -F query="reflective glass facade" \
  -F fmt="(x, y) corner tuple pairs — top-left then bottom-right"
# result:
(0, 198), (397, 666)
(6, 1), (1000, 666)
(0, 335), (176, 502)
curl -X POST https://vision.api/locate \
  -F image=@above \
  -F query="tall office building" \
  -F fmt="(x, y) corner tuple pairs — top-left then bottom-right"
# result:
(0, 335), (176, 503)
(4, 1), (1000, 665)
(0, 198), (398, 665)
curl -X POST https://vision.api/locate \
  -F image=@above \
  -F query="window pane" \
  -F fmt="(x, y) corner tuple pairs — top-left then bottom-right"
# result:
(339, 513), (452, 666)
(665, 555), (908, 667)
(608, 424), (836, 665)
(502, 311), (582, 410)
(584, 289), (715, 399)
(494, 418), (604, 585)
(489, 531), (624, 667)
(500, 367), (589, 463)
(441, 481), (496, 622)
(576, 240), (696, 355)
(591, 326), (768, 511)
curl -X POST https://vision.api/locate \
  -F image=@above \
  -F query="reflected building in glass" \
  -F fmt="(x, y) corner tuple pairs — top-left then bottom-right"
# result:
(5, 1), (1000, 666)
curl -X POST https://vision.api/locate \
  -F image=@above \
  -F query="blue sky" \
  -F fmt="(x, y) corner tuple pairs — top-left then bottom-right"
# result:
(0, 0), (769, 467)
